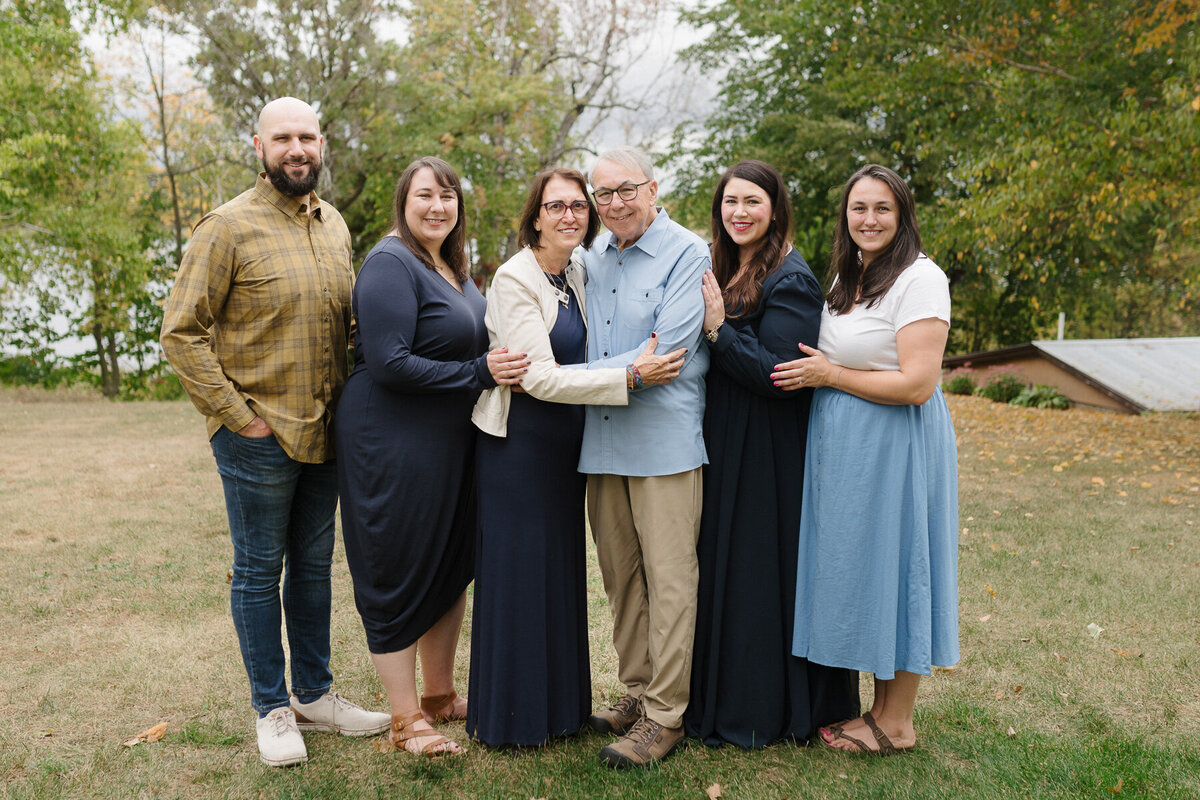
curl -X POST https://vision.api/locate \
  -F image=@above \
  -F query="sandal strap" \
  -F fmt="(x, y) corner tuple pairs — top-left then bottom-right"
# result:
(390, 711), (427, 743)
(861, 712), (898, 755)
(391, 712), (457, 757)
(420, 691), (463, 722)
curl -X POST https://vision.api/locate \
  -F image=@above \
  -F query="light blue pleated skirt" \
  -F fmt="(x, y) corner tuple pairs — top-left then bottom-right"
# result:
(792, 386), (959, 679)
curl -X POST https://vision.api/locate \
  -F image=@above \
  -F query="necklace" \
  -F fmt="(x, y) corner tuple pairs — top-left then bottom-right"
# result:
(533, 249), (571, 308)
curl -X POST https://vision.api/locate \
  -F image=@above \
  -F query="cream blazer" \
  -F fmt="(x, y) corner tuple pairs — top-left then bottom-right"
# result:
(472, 247), (628, 437)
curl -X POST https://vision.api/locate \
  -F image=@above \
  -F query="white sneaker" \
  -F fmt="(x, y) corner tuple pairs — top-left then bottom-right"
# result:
(256, 707), (307, 767)
(290, 691), (391, 737)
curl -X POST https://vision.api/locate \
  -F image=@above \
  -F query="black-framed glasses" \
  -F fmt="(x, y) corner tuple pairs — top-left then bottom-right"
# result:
(541, 200), (590, 219)
(592, 180), (650, 206)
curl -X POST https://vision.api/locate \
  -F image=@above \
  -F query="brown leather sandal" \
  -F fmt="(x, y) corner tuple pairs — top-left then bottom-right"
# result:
(390, 712), (459, 757)
(420, 691), (466, 724)
(820, 712), (914, 756)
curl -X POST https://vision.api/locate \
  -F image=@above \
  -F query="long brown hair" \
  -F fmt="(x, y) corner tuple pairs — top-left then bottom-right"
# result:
(517, 168), (600, 250)
(710, 160), (792, 317)
(826, 164), (923, 315)
(391, 156), (469, 282)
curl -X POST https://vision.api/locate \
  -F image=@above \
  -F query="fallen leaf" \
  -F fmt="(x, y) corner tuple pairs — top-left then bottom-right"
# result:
(137, 722), (168, 743)
(1110, 776), (1123, 794)
(706, 784), (722, 800)
(1013, 685), (1023, 693)
(838, 773), (849, 779)
(1111, 648), (1129, 658)
(1091, 476), (1106, 487)
(979, 614), (992, 622)
(1087, 623), (1104, 639)
(1129, 546), (1139, 552)
(123, 737), (142, 748)
(995, 691), (1004, 700)
(1006, 726), (1016, 738)
(226, 570), (233, 584)
(375, 737), (396, 753)
(986, 584), (997, 597)
(1053, 652), (1069, 662)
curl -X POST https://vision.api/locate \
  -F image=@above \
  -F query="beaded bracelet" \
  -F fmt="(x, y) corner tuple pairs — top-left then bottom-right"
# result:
(626, 364), (644, 391)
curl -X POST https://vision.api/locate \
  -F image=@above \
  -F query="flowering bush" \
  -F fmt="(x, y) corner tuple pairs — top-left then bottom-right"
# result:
(942, 366), (976, 395)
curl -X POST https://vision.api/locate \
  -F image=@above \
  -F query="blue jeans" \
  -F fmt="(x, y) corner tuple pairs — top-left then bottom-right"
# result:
(210, 426), (336, 715)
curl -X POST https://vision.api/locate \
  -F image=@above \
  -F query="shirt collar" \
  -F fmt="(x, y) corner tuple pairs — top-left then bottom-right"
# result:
(599, 207), (670, 258)
(254, 172), (324, 220)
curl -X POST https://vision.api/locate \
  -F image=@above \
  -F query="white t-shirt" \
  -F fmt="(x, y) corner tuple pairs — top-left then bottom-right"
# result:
(817, 256), (951, 371)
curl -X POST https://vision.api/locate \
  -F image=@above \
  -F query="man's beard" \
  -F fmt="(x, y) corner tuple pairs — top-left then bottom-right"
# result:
(262, 154), (322, 197)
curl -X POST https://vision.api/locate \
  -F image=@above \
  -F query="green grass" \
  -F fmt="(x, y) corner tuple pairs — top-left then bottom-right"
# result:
(0, 390), (1197, 799)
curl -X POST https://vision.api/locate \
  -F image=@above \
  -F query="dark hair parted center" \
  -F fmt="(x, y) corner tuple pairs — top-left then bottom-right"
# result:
(826, 164), (923, 315)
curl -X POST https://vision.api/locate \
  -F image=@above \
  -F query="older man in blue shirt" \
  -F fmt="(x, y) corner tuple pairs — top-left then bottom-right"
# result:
(577, 146), (709, 768)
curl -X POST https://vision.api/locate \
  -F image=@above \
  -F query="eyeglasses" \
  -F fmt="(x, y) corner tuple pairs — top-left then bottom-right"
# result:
(592, 180), (651, 206)
(541, 200), (590, 219)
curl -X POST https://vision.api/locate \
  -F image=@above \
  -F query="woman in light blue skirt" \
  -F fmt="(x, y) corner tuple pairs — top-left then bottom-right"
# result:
(771, 164), (958, 755)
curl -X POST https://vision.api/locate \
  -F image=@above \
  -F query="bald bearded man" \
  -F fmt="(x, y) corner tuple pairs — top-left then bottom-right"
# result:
(162, 98), (389, 767)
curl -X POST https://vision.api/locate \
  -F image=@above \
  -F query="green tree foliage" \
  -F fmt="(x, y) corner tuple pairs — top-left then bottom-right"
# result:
(1, 0), (160, 397)
(362, 0), (663, 276)
(674, 0), (1200, 351)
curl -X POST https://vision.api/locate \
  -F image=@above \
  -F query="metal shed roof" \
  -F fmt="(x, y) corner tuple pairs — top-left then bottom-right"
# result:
(1031, 337), (1200, 412)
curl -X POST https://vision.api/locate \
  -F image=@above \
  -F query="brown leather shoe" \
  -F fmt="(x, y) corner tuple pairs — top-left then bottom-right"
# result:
(599, 717), (684, 768)
(587, 693), (643, 735)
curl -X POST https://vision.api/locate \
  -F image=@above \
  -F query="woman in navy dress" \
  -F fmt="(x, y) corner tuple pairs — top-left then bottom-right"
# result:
(774, 164), (958, 755)
(686, 160), (860, 748)
(335, 157), (527, 756)
(467, 169), (685, 746)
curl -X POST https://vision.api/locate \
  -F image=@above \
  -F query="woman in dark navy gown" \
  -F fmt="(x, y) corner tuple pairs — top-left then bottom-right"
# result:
(467, 169), (685, 746)
(335, 157), (528, 757)
(685, 161), (860, 748)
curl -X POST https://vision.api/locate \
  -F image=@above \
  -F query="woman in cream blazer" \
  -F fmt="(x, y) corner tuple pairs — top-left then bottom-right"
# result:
(466, 168), (683, 747)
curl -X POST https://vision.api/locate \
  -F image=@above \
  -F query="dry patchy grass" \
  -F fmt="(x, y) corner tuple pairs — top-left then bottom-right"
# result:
(1, 391), (1198, 799)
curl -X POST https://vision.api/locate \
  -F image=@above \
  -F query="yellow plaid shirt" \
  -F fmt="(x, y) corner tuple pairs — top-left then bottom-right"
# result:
(161, 174), (354, 463)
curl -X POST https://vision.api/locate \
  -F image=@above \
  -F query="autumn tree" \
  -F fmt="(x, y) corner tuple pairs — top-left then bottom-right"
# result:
(675, 0), (1200, 351)
(361, 0), (668, 275)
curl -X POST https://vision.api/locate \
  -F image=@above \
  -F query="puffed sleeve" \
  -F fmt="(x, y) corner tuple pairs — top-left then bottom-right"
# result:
(708, 264), (823, 399)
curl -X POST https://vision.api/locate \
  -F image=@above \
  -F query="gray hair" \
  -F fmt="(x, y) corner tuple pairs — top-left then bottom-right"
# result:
(591, 146), (656, 184)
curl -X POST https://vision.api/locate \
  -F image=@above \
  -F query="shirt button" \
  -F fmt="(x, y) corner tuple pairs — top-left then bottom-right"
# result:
(603, 351), (608, 357)
(611, 288), (616, 294)
(606, 320), (610, 325)
(603, 415), (609, 421)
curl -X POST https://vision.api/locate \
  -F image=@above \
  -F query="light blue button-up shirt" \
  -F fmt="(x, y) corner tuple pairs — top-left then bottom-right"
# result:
(574, 208), (710, 476)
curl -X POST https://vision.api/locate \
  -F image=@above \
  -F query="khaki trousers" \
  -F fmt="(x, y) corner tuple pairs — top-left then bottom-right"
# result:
(587, 468), (702, 729)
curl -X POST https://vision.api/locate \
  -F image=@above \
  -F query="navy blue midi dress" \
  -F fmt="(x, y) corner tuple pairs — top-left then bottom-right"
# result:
(335, 236), (495, 654)
(466, 280), (590, 746)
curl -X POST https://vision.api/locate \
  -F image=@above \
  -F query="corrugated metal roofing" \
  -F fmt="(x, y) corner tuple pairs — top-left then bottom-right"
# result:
(1033, 337), (1200, 412)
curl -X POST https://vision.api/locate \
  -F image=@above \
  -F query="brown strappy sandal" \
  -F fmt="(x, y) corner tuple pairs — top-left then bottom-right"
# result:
(819, 712), (915, 756)
(420, 691), (466, 724)
(390, 712), (459, 757)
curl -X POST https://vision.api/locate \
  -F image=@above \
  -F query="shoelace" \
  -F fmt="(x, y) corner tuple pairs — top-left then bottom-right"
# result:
(627, 718), (659, 746)
(327, 691), (355, 711)
(613, 695), (639, 717)
(268, 710), (296, 736)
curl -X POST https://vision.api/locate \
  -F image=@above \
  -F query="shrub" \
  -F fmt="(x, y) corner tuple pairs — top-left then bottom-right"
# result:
(942, 366), (976, 395)
(1011, 384), (1069, 410)
(973, 367), (1026, 403)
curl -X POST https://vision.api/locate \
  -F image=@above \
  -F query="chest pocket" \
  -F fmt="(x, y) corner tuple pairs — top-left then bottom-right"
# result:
(621, 287), (663, 334)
